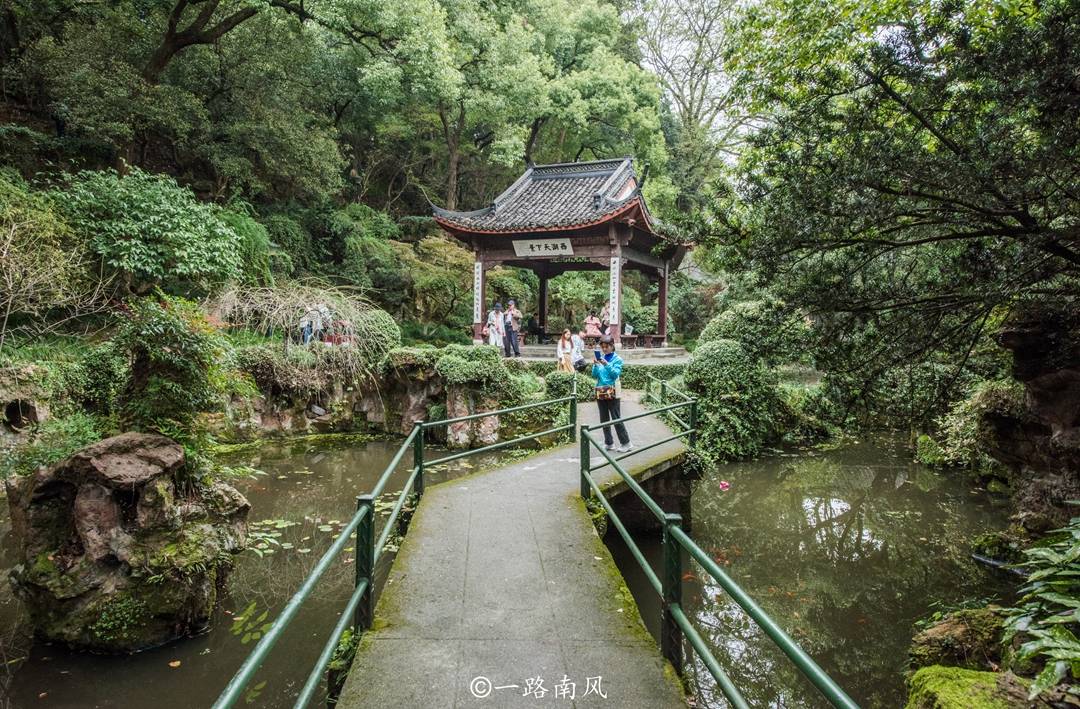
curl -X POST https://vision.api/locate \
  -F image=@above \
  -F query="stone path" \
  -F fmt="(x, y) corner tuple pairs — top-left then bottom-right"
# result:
(337, 396), (687, 708)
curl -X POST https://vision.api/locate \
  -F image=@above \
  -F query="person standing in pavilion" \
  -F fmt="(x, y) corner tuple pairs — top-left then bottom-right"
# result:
(503, 298), (523, 357)
(486, 302), (505, 348)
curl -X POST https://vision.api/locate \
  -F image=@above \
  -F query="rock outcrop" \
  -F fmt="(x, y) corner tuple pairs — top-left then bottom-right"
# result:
(984, 305), (1080, 530)
(5, 432), (249, 653)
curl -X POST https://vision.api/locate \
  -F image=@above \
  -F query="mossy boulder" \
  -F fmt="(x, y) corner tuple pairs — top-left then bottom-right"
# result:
(905, 666), (1057, 709)
(5, 432), (249, 653)
(910, 608), (1004, 671)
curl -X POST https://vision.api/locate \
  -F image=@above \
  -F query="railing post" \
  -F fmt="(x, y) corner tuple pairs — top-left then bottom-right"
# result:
(689, 399), (698, 447)
(354, 494), (375, 631)
(661, 512), (685, 675)
(579, 425), (590, 500)
(412, 423), (425, 499)
(660, 380), (668, 406)
(645, 376), (652, 404)
(569, 394), (577, 440)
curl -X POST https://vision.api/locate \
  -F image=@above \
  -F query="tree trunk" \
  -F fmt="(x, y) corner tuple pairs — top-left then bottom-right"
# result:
(441, 103), (465, 210)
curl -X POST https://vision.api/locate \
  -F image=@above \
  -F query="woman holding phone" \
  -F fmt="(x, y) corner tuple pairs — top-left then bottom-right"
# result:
(591, 335), (632, 452)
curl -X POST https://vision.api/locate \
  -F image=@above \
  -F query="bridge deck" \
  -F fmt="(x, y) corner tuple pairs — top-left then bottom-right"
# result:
(337, 396), (687, 708)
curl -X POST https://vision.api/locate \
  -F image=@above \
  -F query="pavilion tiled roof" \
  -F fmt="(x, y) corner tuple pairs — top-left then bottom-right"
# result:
(432, 157), (652, 233)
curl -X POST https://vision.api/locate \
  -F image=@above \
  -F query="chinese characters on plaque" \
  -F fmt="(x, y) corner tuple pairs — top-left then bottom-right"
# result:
(511, 238), (574, 258)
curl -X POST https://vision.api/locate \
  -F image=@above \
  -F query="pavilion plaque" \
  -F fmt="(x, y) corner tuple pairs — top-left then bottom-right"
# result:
(512, 238), (574, 257)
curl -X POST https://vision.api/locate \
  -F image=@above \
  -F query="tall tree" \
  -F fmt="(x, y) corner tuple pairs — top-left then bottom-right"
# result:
(631, 0), (748, 208)
(703, 0), (1079, 391)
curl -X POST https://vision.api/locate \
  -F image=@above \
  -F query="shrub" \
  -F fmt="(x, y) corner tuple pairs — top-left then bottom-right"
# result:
(116, 295), (224, 433)
(73, 341), (127, 413)
(0, 412), (108, 478)
(698, 298), (809, 366)
(684, 338), (779, 461)
(814, 361), (980, 431)
(0, 172), (96, 353)
(918, 379), (1024, 472)
(544, 371), (596, 402)
(399, 321), (471, 347)
(53, 168), (241, 295)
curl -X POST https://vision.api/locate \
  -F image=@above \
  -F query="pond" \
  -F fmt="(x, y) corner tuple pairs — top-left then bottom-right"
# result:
(607, 434), (1016, 708)
(0, 435), (504, 709)
(0, 434), (1014, 708)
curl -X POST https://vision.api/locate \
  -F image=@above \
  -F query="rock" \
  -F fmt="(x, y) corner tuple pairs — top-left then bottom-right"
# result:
(307, 403), (327, 417)
(986, 305), (1080, 528)
(909, 608), (1003, 671)
(5, 432), (249, 653)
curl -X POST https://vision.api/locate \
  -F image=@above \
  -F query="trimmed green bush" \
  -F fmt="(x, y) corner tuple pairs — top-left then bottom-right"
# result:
(684, 338), (779, 461)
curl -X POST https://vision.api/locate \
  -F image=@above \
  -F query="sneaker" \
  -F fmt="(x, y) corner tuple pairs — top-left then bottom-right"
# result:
(604, 443), (617, 451)
(616, 442), (634, 453)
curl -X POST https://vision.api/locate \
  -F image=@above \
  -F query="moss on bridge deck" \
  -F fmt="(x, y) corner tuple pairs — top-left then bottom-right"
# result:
(336, 396), (688, 708)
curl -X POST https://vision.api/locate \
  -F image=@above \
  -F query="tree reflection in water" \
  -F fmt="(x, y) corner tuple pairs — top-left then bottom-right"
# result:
(614, 435), (1013, 708)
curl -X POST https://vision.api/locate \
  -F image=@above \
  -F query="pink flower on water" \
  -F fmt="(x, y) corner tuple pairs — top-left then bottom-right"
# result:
(718, 480), (731, 492)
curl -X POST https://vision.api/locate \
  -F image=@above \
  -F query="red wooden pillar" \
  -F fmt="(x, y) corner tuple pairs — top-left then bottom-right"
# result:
(658, 262), (669, 347)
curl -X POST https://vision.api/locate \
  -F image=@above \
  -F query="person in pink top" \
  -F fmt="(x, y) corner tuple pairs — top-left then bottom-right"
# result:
(584, 310), (602, 337)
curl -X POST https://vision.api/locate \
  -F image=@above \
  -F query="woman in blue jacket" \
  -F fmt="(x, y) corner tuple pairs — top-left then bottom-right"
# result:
(592, 335), (633, 452)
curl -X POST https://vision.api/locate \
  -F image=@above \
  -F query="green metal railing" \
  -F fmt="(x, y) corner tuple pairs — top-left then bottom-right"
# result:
(213, 392), (578, 709)
(578, 374), (859, 709)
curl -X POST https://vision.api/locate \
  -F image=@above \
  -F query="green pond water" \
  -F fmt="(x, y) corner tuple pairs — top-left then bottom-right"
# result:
(607, 434), (1015, 708)
(0, 434), (1012, 708)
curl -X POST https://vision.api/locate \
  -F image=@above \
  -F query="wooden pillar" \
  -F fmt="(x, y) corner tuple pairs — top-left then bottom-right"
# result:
(608, 243), (622, 346)
(538, 274), (549, 336)
(658, 261), (669, 347)
(472, 256), (486, 343)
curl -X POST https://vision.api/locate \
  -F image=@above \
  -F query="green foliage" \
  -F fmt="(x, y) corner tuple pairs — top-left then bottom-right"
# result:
(918, 380), (1025, 472)
(261, 214), (312, 276)
(0, 172), (91, 351)
(434, 345), (505, 386)
(618, 363), (685, 391)
(0, 412), (108, 479)
(116, 294), (224, 434)
(1003, 514), (1080, 699)
(220, 208), (273, 287)
(71, 341), (127, 413)
(819, 362), (979, 431)
(90, 594), (150, 645)
(543, 371), (596, 402)
(703, 0), (1080, 415)
(400, 321), (471, 347)
(699, 298), (808, 366)
(775, 382), (837, 444)
(53, 169), (241, 295)
(684, 338), (779, 461)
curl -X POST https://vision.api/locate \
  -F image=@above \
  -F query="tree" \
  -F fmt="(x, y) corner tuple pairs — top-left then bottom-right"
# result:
(701, 0), (1079, 414)
(53, 168), (242, 296)
(631, 0), (749, 208)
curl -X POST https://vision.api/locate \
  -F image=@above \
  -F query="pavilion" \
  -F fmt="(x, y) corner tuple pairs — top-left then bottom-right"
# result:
(432, 157), (687, 346)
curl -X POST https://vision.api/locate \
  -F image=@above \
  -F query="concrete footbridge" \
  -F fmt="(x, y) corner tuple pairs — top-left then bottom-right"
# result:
(213, 381), (858, 709)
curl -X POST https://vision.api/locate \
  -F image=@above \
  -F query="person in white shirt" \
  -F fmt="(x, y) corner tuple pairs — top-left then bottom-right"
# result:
(556, 329), (574, 372)
(486, 302), (505, 347)
(571, 329), (586, 371)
